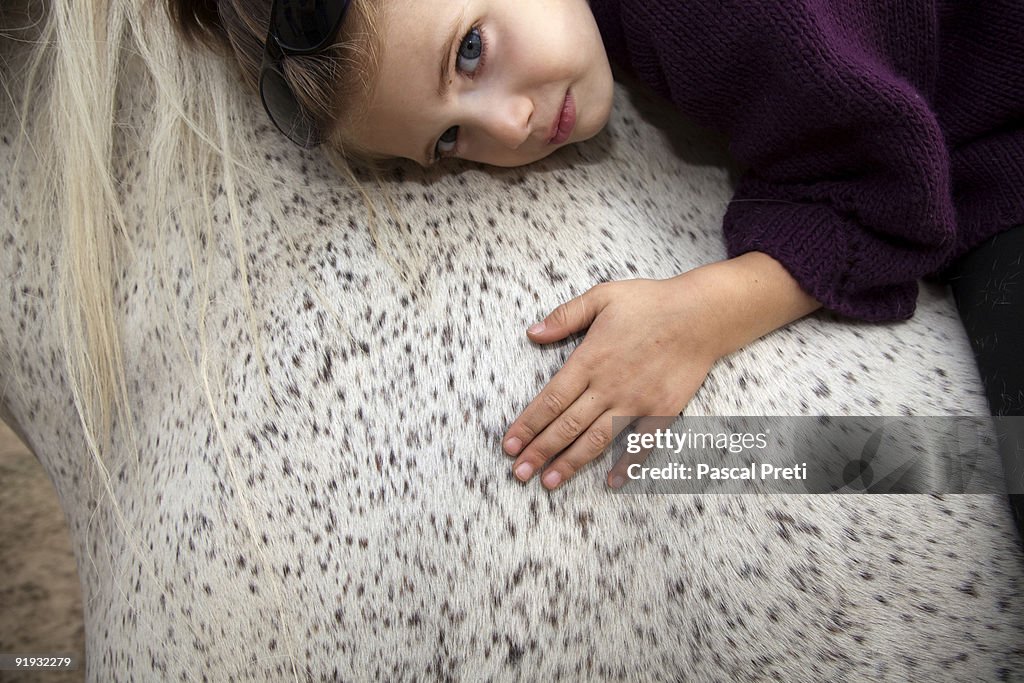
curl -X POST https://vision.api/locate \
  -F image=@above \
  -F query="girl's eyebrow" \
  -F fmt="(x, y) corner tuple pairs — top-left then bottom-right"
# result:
(437, 11), (465, 99)
(421, 136), (435, 169)
(422, 8), (467, 167)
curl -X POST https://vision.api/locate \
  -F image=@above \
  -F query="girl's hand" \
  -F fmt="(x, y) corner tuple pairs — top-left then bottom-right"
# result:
(502, 252), (821, 490)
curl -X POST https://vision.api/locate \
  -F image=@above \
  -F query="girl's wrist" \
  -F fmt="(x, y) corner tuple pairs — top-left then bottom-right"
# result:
(670, 252), (821, 358)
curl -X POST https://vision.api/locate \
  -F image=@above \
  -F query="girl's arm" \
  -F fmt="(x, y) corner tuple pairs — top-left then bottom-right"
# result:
(700, 251), (822, 357)
(501, 251), (820, 490)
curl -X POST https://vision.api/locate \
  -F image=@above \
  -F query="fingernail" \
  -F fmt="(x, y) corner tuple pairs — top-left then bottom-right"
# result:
(504, 437), (522, 455)
(527, 321), (546, 335)
(542, 470), (562, 489)
(515, 462), (534, 481)
(609, 474), (625, 489)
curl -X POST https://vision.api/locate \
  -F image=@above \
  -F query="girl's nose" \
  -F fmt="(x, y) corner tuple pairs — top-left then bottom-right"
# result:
(481, 93), (535, 150)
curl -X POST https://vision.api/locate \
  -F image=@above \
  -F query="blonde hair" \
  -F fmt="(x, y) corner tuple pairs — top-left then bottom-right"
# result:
(167, 0), (389, 164)
(1, 0), (418, 675)
(3, 0), (400, 458)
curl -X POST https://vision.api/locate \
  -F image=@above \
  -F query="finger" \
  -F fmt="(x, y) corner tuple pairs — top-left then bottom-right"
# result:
(539, 408), (626, 490)
(503, 368), (589, 457)
(526, 283), (609, 343)
(607, 415), (677, 489)
(511, 389), (607, 483)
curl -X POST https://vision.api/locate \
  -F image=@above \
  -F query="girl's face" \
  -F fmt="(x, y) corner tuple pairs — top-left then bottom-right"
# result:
(348, 0), (614, 168)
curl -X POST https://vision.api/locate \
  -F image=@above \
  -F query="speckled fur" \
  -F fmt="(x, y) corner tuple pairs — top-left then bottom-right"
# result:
(1, 71), (1022, 682)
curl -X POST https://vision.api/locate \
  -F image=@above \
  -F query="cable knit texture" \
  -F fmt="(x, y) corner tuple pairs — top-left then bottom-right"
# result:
(588, 0), (1024, 321)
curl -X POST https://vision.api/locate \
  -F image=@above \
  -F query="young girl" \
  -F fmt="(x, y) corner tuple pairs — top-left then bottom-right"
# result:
(170, 0), (1024, 513)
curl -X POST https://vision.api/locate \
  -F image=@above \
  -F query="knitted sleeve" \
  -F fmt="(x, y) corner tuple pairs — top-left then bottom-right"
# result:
(718, 6), (955, 321)
(597, 1), (958, 321)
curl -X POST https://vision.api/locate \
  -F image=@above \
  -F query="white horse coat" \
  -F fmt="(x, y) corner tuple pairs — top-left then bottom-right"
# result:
(1, 42), (1021, 681)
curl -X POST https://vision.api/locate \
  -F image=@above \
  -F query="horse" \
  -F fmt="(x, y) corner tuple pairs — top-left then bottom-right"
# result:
(1, 3), (1021, 679)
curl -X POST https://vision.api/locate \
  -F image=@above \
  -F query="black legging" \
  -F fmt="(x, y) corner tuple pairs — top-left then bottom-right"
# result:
(943, 223), (1024, 539)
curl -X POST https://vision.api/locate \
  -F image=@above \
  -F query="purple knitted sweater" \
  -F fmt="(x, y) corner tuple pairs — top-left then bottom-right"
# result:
(588, 0), (1024, 321)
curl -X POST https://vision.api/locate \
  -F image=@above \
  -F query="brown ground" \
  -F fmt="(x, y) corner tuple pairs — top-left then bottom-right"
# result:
(0, 421), (85, 683)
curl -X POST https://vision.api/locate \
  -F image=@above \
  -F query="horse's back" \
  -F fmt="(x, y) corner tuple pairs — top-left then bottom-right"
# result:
(2, 66), (1022, 681)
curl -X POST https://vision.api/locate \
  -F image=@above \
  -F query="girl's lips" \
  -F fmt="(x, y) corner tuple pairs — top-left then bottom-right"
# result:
(547, 89), (576, 145)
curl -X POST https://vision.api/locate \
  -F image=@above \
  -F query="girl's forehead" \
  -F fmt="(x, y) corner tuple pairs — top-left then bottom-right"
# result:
(351, 1), (465, 164)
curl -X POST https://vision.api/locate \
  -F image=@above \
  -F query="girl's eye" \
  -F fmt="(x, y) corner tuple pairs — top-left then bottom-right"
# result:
(456, 27), (484, 73)
(433, 26), (487, 162)
(435, 126), (459, 157)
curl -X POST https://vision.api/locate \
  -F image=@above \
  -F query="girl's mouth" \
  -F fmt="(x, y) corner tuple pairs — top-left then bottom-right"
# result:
(547, 89), (576, 145)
